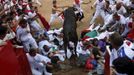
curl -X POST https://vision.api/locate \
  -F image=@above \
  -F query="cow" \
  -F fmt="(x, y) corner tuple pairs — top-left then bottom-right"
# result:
(63, 7), (78, 63)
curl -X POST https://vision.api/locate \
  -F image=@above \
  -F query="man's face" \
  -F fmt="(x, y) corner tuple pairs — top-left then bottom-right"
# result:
(116, 3), (122, 10)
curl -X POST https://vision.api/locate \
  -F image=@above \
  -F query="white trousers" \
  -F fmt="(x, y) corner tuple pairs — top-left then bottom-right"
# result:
(22, 37), (38, 52)
(49, 13), (64, 25)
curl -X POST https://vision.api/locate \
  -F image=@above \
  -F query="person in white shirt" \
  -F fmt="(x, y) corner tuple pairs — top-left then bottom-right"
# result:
(52, 30), (63, 48)
(41, 45), (52, 56)
(25, 10), (42, 33)
(73, 0), (85, 21)
(116, 0), (130, 7)
(122, 14), (134, 36)
(49, 0), (66, 26)
(90, 0), (105, 25)
(16, 19), (38, 52)
(101, 1), (112, 23)
(101, 13), (126, 34)
(38, 33), (53, 53)
(38, 40), (52, 52)
(109, 32), (134, 75)
(26, 48), (53, 75)
(111, 2), (127, 15)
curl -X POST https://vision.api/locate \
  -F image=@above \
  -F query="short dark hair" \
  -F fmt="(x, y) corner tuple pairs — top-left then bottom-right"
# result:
(0, 26), (7, 36)
(109, 32), (123, 47)
(113, 57), (134, 75)
(43, 45), (49, 52)
(19, 19), (27, 25)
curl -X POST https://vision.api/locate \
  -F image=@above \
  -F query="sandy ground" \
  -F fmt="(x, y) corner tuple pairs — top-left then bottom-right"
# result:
(34, 0), (96, 75)
(36, 0), (96, 36)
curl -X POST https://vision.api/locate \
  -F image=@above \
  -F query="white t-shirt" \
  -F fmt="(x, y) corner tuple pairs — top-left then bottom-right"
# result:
(116, 0), (130, 6)
(105, 14), (126, 26)
(26, 53), (51, 75)
(93, 0), (105, 10)
(28, 12), (41, 31)
(111, 5), (127, 15)
(34, 54), (51, 63)
(38, 40), (52, 51)
(16, 25), (33, 42)
(26, 53), (44, 69)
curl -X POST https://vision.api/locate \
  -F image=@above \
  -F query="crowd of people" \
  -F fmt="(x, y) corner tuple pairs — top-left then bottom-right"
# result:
(86, 0), (134, 75)
(0, 0), (134, 75)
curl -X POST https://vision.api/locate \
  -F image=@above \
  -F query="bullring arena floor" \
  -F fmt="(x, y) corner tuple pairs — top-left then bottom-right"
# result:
(36, 0), (96, 75)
